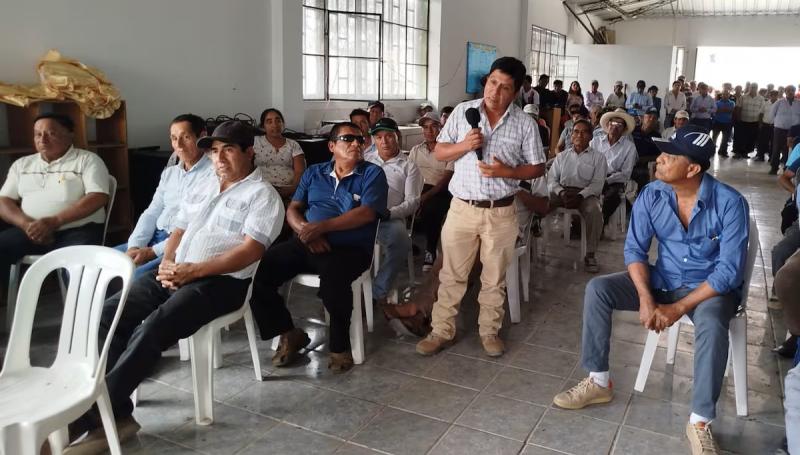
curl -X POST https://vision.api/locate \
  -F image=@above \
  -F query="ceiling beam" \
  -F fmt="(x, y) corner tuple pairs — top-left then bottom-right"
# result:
(606, 0), (676, 22)
(579, 0), (652, 14)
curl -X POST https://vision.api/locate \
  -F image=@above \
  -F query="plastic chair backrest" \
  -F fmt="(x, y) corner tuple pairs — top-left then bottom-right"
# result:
(102, 175), (118, 244)
(1, 246), (135, 386)
(519, 213), (537, 249)
(739, 215), (760, 310)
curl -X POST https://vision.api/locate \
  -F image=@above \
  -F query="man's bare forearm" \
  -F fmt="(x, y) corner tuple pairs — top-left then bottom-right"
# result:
(162, 228), (185, 262)
(52, 193), (109, 227)
(433, 142), (469, 161)
(627, 262), (654, 302)
(0, 197), (34, 229)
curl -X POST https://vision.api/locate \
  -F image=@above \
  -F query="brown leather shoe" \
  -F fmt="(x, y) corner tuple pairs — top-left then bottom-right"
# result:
(328, 352), (354, 373)
(481, 334), (505, 357)
(399, 312), (431, 338)
(272, 328), (311, 367)
(416, 333), (453, 356)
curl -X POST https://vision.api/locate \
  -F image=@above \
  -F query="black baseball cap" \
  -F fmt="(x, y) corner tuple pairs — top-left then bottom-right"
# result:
(197, 121), (262, 150)
(645, 107), (659, 116)
(369, 117), (400, 135)
(652, 125), (715, 168)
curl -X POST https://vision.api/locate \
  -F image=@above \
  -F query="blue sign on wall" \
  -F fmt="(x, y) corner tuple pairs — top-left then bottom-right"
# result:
(466, 42), (497, 94)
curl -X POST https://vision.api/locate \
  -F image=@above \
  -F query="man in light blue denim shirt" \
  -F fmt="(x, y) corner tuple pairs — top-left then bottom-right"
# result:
(115, 114), (214, 277)
(553, 125), (749, 455)
(625, 80), (653, 117)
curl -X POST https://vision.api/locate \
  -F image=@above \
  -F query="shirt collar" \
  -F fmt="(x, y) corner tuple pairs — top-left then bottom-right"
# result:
(324, 159), (367, 178)
(184, 154), (211, 173)
(478, 98), (515, 127)
(38, 145), (76, 165)
(652, 173), (715, 209)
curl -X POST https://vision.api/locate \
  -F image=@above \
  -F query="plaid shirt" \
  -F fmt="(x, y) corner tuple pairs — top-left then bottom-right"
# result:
(437, 98), (545, 200)
(739, 94), (766, 123)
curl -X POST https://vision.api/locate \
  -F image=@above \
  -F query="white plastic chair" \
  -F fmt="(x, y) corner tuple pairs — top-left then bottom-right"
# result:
(186, 268), (263, 425)
(634, 217), (759, 416)
(371, 216), (415, 329)
(6, 175), (118, 331)
(607, 180), (637, 241)
(506, 213), (536, 324)
(555, 207), (588, 261)
(0, 246), (135, 455)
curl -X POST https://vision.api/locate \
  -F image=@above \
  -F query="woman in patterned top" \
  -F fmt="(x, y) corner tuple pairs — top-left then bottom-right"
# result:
(254, 108), (306, 200)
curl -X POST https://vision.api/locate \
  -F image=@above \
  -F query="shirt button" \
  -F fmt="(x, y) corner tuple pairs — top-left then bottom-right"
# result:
(683, 258), (688, 262)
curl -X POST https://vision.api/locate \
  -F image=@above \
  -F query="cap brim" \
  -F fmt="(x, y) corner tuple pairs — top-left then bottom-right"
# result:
(369, 126), (399, 135)
(197, 136), (226, 149)
(418, 118), (441, 127)
(652, 137), (684, 156)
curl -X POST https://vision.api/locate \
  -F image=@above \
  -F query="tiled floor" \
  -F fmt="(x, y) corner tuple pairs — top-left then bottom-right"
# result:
(1, 155), (794, 454)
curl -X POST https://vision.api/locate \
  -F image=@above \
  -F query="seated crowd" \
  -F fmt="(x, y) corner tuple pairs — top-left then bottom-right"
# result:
(1, 56), (798, 455)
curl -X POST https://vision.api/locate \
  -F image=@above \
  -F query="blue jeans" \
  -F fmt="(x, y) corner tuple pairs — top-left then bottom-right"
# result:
(373, 219), (411, 299)
(114, 229), (169, 278)
(581, 271), (738, 419)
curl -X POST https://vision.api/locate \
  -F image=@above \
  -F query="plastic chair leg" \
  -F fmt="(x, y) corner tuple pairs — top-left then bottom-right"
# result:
(213, 329), (223, 369)
(243, 307), (264, 381)
(505, 256), (521, 324)
(47, 427), (68, 455)
(189, 329), (214, 425)
(96, 387), (123, 455)
(363, 272), (373, 333)
(179, 338), (190, 361)
(562, 211), (570, 244)
(579, 217), (588, 260)
(7, 262), (20, 331)
(350, 279), (365, 365)
(666, 323), (680, 365)
(730, 316), (749, 416)
(521, 247), (532, 304)
(635, 330), (660, 392)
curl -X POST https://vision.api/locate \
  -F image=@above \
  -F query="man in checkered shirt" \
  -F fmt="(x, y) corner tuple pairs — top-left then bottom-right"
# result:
(416, 57), (546, 358)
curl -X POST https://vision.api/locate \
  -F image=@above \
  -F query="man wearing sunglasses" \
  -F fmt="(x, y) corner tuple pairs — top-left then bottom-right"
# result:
(250, 122), (388, 373)
(416, 57), (546, 358)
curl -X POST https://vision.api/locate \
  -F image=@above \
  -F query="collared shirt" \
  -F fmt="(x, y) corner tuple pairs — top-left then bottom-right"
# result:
(690, 95), (717, 119)
(174, 168), (285, 280)
(624, 173), (749, 295)
(585, 90), (604, 109)
(518, 87), (539, 107)
(739, 94), (765, 123)
(293, 160), (388, 251)
(605, 92), (626, 109)
(0, 146), (109, 230)
(762, 100), (777, 124)
(547, 146), (608, 199)
(437, 98), (545, 201)
(772, 98), (800, 130)
(408, 142), (454, 186)
(626, 91), (653, 116)
(590, 134), (638, 185)
(714, 99), (735, 124)
(253, 136), (304, 187)
(364, 149), (423, 220)
(127, 154), (214, 256)
(664, 91), (687, 114)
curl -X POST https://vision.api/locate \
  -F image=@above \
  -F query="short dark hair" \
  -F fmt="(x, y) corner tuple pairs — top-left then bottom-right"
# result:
(368, 101), (385, 112)
(687, 155), (711, 173)
(350, 108), (369, 122)
(648, 85), (658, 92)
(538, 74), (550, 81)
(637, 80), (646, 87)
(329, 122), (362, 142)
(489, 56), (526, 91)
(524, 75), (533, 83)
(259, 108), (285, 128)
(572, 119), (593, 132)
(441, 106), (454, 115)
(553, 79), (563, 86)
(34, 112), (74, 133)
(170, 113), (206, 137)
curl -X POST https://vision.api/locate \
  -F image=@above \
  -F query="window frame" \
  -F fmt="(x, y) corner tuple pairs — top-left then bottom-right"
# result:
(529, 25), (570, 82)
(302, 0), (429, 102)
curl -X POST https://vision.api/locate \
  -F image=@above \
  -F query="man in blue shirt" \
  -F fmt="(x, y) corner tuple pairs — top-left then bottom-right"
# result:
(625, 80), (653, 117)
(553, 125), (749, 455)
(250, 122), (388, 373)
(712, 84), (736, 157)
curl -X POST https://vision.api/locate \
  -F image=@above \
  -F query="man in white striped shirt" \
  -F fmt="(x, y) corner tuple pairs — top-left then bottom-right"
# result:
(68, 121), (284, 448)
(416, 57), (546, 358)
(664, 80), (687, 128)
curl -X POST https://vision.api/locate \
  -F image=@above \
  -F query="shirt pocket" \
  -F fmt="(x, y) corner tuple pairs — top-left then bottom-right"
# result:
(576, 161), (596, 182)
(689, 234), (720, 259)
(59, 173), (85, 202)
(216, 198), (249, 233)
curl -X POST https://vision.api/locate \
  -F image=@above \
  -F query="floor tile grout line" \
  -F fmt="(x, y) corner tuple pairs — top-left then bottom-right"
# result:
(607, 392), (635, 455)
(522, 352), (582, 449)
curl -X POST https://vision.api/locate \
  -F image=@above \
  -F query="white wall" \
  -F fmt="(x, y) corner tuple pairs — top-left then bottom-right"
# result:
(566, 43), (674, 109)
(0, 0), (271, 148)
(609, 15), (800, 80)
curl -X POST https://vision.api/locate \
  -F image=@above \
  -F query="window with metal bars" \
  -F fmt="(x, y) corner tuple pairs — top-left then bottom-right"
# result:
(529, 25), (570, 82)
(302, 0), (429, 101)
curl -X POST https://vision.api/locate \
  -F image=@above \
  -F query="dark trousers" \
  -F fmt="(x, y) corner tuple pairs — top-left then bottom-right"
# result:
(733, 121), (759, 156)
(419, 184), (452, 254)
(690, 117), (712, 132)
(757, 123), (773, 158)
(772, 127), (790, 171)
(665, 113), (675, 129)
(601, 182), (625, 226)
(250, 237), (371, 353)
(0, 222), (103, 288)
(711, 122), (733, 155)
(99, 273), (249, 418)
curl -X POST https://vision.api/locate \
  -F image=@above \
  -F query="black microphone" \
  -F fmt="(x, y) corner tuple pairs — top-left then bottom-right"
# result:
(464, 107), (483, 161)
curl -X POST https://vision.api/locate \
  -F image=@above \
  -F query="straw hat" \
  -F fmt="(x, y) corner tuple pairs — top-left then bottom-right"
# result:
(599, 110), (635, 135)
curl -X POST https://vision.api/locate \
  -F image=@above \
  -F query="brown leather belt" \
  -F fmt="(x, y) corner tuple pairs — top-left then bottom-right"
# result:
(459, 195), (515, 208)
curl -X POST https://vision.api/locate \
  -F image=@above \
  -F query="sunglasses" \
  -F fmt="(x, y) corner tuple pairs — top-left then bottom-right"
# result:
(334, 134), (366, 144)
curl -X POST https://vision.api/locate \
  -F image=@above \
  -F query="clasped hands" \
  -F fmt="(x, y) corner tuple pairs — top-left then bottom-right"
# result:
(297, 221), (331, 254)
(559, 188), (584, 209)
(156, 260), (198, 290)
(638, 297), (685, 333)
(25, 217), (59, 245)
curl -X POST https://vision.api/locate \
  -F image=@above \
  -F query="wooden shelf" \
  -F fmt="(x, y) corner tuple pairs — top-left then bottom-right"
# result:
(0, 147), (35, 157)
(88, 142), (126, 150)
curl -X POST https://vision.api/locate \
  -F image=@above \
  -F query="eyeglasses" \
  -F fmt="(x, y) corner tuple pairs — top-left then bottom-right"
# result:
(609, 120), (625, 127)
(334, 134), (366, 144)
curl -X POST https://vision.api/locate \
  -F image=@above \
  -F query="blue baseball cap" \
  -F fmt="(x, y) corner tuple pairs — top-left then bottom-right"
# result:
(652, 125), (715, 168)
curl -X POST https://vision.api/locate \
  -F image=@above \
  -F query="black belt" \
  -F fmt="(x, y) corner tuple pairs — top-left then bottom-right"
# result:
(459, 195), (515, 208)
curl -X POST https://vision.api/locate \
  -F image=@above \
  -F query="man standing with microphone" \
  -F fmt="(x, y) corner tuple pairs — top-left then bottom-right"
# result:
(416, 57), (546, 357)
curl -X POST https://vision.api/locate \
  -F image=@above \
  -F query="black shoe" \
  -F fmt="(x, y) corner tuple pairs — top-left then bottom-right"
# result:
(773, 335), (798, 359)
(718, 152), (729, 158)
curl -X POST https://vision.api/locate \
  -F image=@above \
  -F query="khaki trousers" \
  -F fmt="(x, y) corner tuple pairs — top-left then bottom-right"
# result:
(431, 197), (518, 339)
(548, 193), (603, 255)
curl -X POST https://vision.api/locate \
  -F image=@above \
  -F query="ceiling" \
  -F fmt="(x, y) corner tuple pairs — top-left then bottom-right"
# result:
(565, 0), (800, 23)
